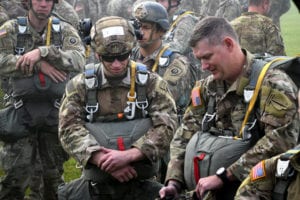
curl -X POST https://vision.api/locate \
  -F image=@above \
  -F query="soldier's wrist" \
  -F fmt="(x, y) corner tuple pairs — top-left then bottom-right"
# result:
(167, 180), (182, 193)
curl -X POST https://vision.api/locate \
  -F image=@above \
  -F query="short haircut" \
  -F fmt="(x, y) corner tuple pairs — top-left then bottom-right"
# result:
(189, 17), (239, 48)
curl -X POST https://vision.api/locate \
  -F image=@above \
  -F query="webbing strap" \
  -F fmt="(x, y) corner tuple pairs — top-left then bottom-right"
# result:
(169, 11), (194, 32)
(128, 61), (136, 102)
(238, 57), (287, 137)
(193, 153), (205, 184)
(152, 45), (170, 73)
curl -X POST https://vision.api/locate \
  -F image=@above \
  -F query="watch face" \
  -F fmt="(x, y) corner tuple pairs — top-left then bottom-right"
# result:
(216, 167), (225, 175)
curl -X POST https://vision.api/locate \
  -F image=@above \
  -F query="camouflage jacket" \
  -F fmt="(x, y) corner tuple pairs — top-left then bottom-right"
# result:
(235, 146), (300, 200)
(131, 45), (193, 115)
(58, 61), (178, 166)
(165, 50), (299, 185)
(231, 12), (286, 56)
(54, 0), (80, 28)
(0, 16), (85, 77)
(0, 5), (8, 25)
(215, 0), (242, 21)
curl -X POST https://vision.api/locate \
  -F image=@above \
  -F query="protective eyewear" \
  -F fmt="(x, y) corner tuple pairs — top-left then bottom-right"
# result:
(101, 52), (130, 62)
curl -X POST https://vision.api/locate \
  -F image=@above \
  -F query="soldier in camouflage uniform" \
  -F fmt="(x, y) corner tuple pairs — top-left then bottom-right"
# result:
(54, 0), (80, 27)
(131, 1), (193, 121)
(267, 0), (291, 30)
(0, 0), (27, 19)
(230, 0), (286, 56)
(159, 17), (299, 200)
(57, 16), (177, 200)
(106, 0), (136, 19)
(0, 0), (85, 199)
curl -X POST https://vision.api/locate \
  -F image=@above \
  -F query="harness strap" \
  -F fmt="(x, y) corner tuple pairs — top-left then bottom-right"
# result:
(238, 57), (287, 138)
(152, 45), (170, 73)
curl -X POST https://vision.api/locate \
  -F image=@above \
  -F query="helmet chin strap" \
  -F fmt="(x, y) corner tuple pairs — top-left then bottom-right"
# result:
(139, 28), (161, 48)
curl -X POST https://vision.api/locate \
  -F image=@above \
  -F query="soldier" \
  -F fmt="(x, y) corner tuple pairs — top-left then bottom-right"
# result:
(54, 0), (80, 28)
(0, 0), (85, 200)
(230, 0), (286, 56)
(131, 1), (192, 122)
(106, 0), (136, 19)
(159, 17), (299, 200)
(0, 0), (27, 19)
(267, 0), (291, 30)
(235, 90), (300, 200)
(57, 16), (178, 200)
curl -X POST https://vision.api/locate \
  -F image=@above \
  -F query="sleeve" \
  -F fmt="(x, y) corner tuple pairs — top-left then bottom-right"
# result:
(228, 69), (299, 181)
(235, 156), (279, 200)
(132, 74), (178, 164)
(165, 80), (208, 184)
(58, 74), (99, 166)
(38, 21), (86, 72)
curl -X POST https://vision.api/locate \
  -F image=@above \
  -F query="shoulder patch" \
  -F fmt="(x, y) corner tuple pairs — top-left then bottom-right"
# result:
(250, 160), (266, 181)
(191, 86), (202, 107)
(0, 28), (7, 38)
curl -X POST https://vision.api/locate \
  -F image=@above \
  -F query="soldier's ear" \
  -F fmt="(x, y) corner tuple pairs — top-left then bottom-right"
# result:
(223, 37), (234, 52)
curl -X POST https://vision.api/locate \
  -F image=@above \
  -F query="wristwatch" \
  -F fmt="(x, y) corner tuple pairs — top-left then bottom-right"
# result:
(216, 167), (230, 184)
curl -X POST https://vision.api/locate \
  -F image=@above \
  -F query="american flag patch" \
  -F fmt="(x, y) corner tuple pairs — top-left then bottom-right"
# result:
(191, 86), (202, 107)
(250, 160), (266, 181)
(0, 29), (7, 38)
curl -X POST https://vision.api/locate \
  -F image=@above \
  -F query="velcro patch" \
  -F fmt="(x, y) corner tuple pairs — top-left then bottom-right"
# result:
(191, 86), (202, 107)
(250, 160), (266, 181)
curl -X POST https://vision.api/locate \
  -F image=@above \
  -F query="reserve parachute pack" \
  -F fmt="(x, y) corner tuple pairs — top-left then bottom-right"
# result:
(82, 61), (159, 183)
(184, 55), (300, 191)
(0, 16), (71, 142)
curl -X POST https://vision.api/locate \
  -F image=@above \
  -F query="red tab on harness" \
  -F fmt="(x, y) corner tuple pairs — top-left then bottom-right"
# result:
(193, 153), (206, 183)
(117, 137), (125, 151)
(38, 72), (46, 87)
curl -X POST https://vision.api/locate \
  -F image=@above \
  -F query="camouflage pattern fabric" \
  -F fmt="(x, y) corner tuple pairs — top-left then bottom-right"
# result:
(165, 51), (299, 187)
(59, 61), (178, 167)
(231, 12), (286, 56)
(235, 146), (300, 200)
(54, 0), (80, 27)
(0, 0), (27, 19)
(179, 0), (203, 14)
(0, 6), (8, 25)
(0, 15), (85, 200)
(215, 0), (242, 21)
(131, 45), (193, 116)
(200, 0), (242, 21)
(106, 0), (136, 19)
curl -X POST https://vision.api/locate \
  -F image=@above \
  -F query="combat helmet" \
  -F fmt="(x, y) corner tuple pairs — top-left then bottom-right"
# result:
(90, 16), (136, 55)
(133, 1), (170, 31)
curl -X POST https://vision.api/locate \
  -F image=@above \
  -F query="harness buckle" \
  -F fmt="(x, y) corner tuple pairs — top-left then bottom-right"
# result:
(14, 99), (23, 109)
(15, 47), (25, 55)
(275, 159), (295, 180)
(242, 119), (257, 139)
(85, 103), (99, 122)
(54, 99), (61, 109)
(201, 112), (216, 131)
(124, 101), (136, 120)
(136, 99), (148, 118)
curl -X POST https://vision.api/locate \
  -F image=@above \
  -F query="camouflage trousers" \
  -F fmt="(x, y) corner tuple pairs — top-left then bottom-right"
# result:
(0, 128), (69, 200)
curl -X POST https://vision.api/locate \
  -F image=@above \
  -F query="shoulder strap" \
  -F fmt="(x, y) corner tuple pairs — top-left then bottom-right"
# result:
(152, 45), (170, 73)
(84, 63), (100, 122)
(15, 17), (28, 55)
(238, 57), (287, 138)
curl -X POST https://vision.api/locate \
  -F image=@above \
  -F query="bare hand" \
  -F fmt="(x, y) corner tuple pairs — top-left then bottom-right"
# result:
(110, 165), (137, 182)
(195, 175), (223, 199)
(16, 49), (41, 74)
(159, 180), (180, 199)
(99, 147), (131, 173)
(39, 61), (67, 83)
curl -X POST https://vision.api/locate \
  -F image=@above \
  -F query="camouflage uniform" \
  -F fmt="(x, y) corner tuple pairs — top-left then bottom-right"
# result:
(54, 0), (80, 28)
(235, 145), (300, 200)
(230, 12), (286, 56)
(179, 0), (202, 14)
(106, 0), (136, 19)
(58, 16), (178, 200)
(200, 0), (241, 21)
(0, 12), (85, 200)
(165, 50), (299, 196)
(215, 0), (242, 21)
(0, 0), (27, 19)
